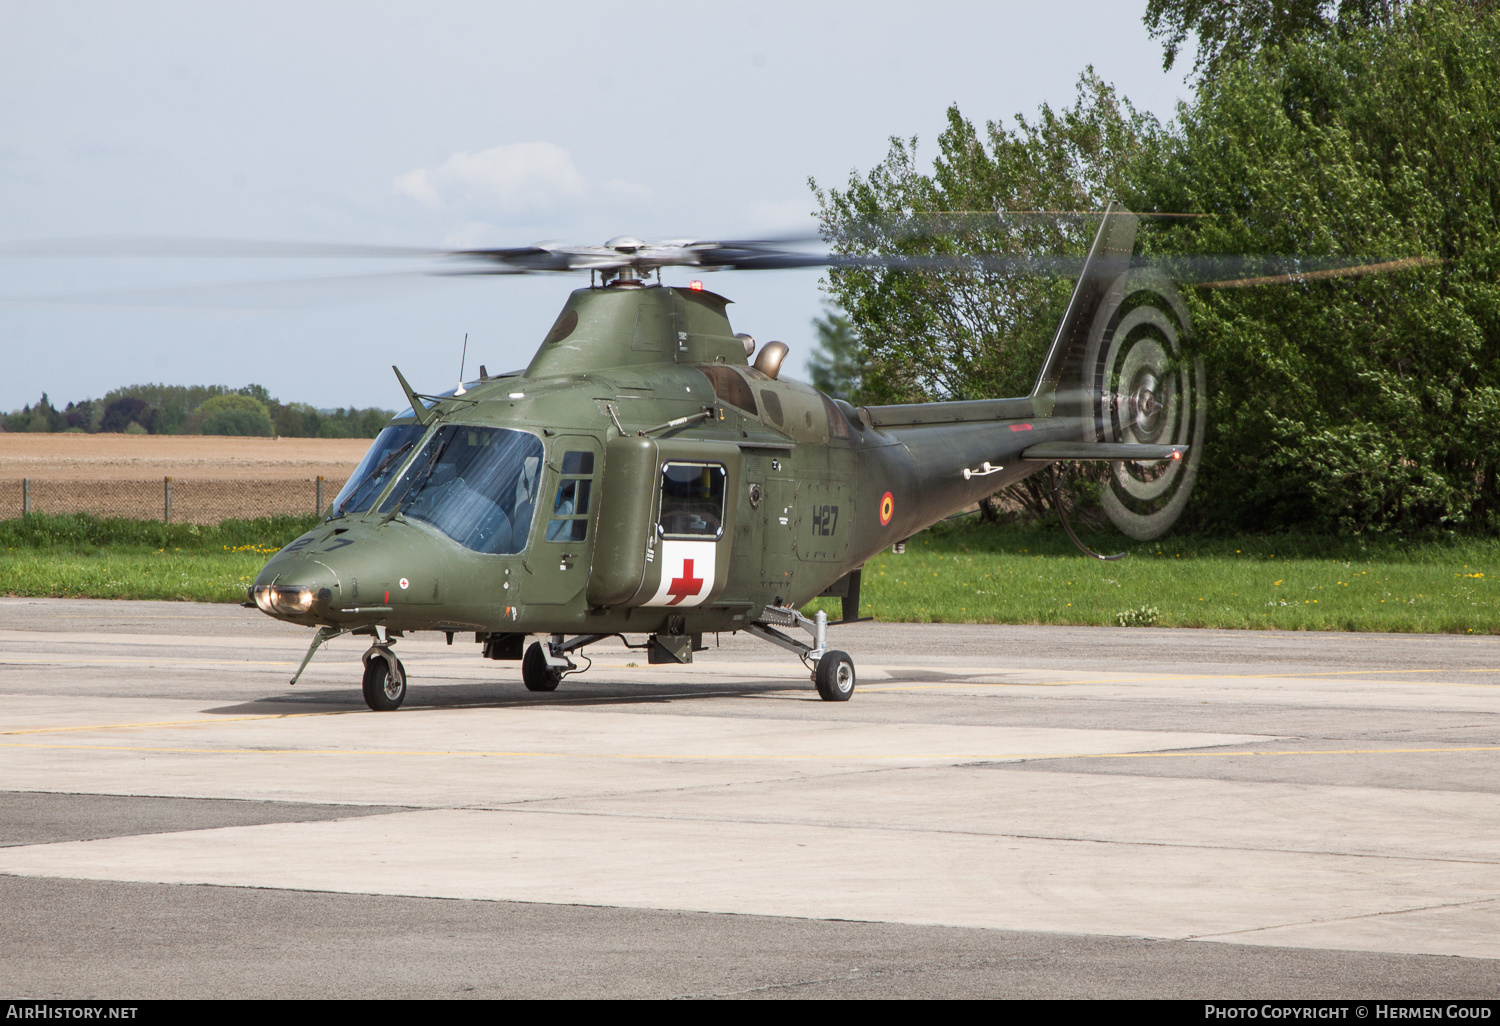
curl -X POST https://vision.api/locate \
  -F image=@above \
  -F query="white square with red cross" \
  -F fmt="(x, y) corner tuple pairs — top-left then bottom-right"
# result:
(643, 539), (716, 607)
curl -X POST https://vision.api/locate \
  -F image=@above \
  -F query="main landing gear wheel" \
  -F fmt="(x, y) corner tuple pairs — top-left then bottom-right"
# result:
(362, 656), (407, 711)
(522, 642), (562, 692)
(814, 650), (855, 702)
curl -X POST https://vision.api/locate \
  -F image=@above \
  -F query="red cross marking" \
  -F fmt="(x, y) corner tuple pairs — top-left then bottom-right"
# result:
(666, 559), (705, 605)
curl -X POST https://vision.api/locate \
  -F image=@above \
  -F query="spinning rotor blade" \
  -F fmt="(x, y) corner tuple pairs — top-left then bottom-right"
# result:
(828, 211), (1441, 287)
(1184, 254), (1444, 288)
(0, 236), (441, 259)
(1, 224), (1444, 310)
(1, 271), (444, 310)
(440, 236), (830, 275)
(824, 249), (1444, 286)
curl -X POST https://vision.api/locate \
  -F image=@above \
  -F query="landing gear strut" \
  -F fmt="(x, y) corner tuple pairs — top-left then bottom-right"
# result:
(747, 607), (857, 702)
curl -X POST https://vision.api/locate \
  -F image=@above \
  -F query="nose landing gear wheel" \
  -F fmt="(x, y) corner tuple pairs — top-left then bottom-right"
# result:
(814, 650), (855, 702)
(522, 642), (562, 692)
(362, 656), (407, 711)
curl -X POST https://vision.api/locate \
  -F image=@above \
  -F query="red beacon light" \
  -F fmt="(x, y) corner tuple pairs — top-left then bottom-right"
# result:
(688, 280), (704, 291)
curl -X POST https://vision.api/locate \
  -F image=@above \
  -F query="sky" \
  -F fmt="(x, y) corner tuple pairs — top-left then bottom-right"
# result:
(0, 1), (1192, 414)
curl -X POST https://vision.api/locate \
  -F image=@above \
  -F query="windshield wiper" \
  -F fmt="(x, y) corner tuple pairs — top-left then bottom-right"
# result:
(389, 432), (454, 516)
(336, 440), (415, 515)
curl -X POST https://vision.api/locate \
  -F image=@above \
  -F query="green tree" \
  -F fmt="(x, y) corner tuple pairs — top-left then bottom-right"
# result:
(274, 402), (324, 438)
(806, 307), (863, 401)
(816, 1), (1500, 535)
(104, 383), (230, 434)
(63, 399), (99, 431)
(199, 394), (274, 437)
(12, 394), (64, 433)
(1144, 0), (1404, 76)
(236, 383), (275, 406)
(317, 414), (353, 438)
(1145, 0), (1500, 533)
(100, 396), (157, 433)
(355, 408), (390, 437)
(814, 71), (1160, 406)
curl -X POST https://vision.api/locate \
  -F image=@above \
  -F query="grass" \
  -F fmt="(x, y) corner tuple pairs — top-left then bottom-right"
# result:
(803, 519), (1499, 635)
(0, 513), (318, 603)
(2, 513), (1496, 633)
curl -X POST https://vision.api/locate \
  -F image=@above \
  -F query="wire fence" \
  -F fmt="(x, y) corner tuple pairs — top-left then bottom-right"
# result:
(0, 477), (348, 524)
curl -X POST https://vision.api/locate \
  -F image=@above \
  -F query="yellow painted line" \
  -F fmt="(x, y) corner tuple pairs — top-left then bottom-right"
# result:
(49, 615), (232, 620)
(1, 742), (1497, 761)
(0, 657), (300, 667)
(0, 656), (487, 669)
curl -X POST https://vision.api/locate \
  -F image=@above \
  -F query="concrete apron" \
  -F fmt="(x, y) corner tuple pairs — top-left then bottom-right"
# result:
(1, 623), (1499, 961)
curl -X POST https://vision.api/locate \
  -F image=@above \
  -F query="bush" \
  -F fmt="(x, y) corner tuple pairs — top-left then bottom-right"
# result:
(199, 394), (274, 437)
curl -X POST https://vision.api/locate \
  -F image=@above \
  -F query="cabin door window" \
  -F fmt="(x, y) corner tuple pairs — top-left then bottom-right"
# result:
(642, 462), (726, 608)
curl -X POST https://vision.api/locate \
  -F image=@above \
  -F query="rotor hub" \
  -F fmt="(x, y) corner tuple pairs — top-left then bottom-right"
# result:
(1132, 378), (1162, 437)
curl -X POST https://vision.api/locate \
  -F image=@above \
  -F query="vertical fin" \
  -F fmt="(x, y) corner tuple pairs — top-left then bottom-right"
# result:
(1031, 202), (1139, 420)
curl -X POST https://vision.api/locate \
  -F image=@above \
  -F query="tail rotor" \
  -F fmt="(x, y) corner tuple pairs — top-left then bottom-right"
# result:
(1088, 268), (1206, 540)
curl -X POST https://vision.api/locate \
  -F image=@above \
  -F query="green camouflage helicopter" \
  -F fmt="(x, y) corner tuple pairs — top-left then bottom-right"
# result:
(247, 202), (1203, 709)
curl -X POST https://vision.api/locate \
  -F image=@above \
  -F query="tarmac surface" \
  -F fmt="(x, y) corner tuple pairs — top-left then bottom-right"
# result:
(2, 596), (1498, 998)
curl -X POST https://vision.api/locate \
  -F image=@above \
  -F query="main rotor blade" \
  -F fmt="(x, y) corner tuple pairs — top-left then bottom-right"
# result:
(1, 270), (442, 310)
(0, 235), (442, 259)
(1, 230), (1442, 291)
(822, 251), (1443, 284)
(1184, 255), (1444, 288)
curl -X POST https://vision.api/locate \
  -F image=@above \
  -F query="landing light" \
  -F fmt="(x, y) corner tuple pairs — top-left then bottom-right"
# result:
(251, 584), (315, 615)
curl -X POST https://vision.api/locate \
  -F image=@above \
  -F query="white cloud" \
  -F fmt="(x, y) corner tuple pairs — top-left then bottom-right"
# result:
(394, 142), (589, 216)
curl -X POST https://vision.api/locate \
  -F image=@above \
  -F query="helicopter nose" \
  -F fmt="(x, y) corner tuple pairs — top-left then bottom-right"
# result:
(248, 558), (341, 623)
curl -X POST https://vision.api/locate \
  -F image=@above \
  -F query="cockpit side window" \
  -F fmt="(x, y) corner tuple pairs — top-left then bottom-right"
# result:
(544, 450), (595, 542)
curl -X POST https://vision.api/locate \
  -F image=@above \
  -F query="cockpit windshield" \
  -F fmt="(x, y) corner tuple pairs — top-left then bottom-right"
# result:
(376, 425), (544, 554)
(331, 424), (427, 517)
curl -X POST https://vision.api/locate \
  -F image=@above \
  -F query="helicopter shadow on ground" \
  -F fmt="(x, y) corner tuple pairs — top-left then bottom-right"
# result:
(202, 674), (817, 717)
(200, 666), (1012, 717)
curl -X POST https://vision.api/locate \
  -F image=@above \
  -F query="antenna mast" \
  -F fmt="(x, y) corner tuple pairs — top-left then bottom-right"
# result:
(454, 333), (469, 396)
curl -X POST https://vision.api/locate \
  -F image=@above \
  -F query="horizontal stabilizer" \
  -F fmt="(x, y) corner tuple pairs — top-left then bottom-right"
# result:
(1022, 442), (1187, 462)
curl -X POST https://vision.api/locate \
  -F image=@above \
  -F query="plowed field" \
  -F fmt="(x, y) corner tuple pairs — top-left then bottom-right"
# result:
(0, 435), (368, 523)
(0, 434), (368, 481)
